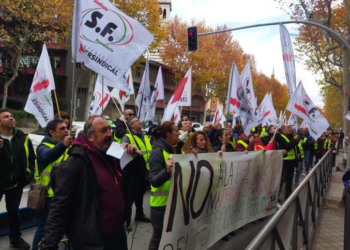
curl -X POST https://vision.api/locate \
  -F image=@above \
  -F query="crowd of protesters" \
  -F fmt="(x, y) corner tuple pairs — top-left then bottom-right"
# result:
(0, 108), (341, 250)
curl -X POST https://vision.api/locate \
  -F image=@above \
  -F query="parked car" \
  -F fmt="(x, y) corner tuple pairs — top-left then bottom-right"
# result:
(192, 122), (203, 131)
(28, 121), (85, 150)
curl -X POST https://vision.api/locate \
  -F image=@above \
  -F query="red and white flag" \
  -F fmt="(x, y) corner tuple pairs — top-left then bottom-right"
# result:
(173, 106), (181, 125)
(177, 68), (192, 107)
(72, 0), (154, 82)
(145, 67), (164, 122)
(24, 44), (55, 127)
(162, 68), (191, 122)
(110, 68), (134, 112)
(89, 76), (111, 116)
(286, 82), (329, 139)
(287, 114), (299, 130)
(226, 63), (254, 120)
(240, 60), (257, 111)
(136, 58), (151, 122)
(212, 105), (226, 126)
(280, 24), (297, 97)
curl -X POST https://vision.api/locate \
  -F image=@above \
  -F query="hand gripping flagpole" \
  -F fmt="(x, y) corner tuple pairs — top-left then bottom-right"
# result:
(111, 97), (140, 151)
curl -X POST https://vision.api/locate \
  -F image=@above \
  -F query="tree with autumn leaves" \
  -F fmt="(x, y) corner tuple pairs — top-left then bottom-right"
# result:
(160, 16), (289, 116)
(276, 0), (350, 130)
(0, 0), (74, 108)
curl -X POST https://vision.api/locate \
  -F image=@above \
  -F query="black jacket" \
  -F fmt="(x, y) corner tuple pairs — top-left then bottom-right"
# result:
(275, 133), (299, 166)
(41, 145), (115, 250)
(0, 128), (35, 192)
(114, 118), (127, 139)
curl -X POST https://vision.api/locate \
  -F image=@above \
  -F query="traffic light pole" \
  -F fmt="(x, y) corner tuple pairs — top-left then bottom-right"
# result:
(197, 20), (350, 52)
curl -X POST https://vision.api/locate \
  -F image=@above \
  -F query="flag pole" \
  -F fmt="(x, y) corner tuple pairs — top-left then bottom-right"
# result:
(53, 90), (61, 118)
(111, 97), (140, 151)
(273, 110), (287, 138)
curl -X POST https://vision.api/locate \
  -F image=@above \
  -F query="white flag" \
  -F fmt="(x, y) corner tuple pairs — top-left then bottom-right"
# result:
(24, 44), (55, 127)
(71, 0), (154, 82)
(287, 114), (299, 130)
(286, 81), (329, 139)
(301, 119), (311, 129)
(177, 68), (192, 107)
(162, 68), (191, 122)
(254, 94), (270, 127)
(110, 68), (134, 112)
(173, 106), (181, 125)
(241, 117), (255, 136)
(280, 24), (297, 97)
(136, 59), (151, 122)
(89, 77), (111, 116)
(145, 67), (164, 122)
(226, 63), (253, 120)
(240, 60), (257, 111)
(346, 114), (350, 121)
(263, 93), (278, 125)
(212, 105), (226, 126)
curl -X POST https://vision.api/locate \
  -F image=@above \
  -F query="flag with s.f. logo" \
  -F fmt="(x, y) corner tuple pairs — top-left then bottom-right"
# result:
(72, 0), (154, 82)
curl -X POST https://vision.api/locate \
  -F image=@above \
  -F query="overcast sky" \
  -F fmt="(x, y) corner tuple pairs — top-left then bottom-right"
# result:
(171, 0), (324, 107)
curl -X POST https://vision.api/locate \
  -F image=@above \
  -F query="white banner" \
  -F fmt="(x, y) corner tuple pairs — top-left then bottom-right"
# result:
(25, 94), (54, 127)
(280, 24), (296, 97)
(89, 77), (111, 116)
(159, 150), (283, 250)
(110, 68), (134, 112)
(72, 0), (154, 82)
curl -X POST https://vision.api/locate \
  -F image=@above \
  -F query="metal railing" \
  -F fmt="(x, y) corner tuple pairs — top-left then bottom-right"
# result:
(246, 150), (333, 250)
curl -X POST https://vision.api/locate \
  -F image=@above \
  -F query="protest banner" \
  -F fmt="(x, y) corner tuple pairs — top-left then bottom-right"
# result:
(159, 150), (283, 250)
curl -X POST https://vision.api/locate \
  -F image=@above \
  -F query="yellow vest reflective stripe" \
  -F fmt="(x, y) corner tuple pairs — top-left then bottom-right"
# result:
(237, 140), (248, 149)
(314, 140), (318, 150)
(298, 138), (307, 159)
(23, 135), (31, 174)
(125, 134), (152, 170)
(114, 133), (122, 143)
(230, 138), (236, 149)
(34, 142), (69, 197)
(280, 134), (296, 160)
(150, 149), (171, 207)
(254, 145), (264, 151)
(260, 128), (266, 138)
(323, 138), (331, 149)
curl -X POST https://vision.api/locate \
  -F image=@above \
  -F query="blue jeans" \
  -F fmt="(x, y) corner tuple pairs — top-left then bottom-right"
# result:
(0, 185), (23, 240)
(32, 197), (51, 250)
(295, 161), (303, 182)
(304, 151), (311, 173)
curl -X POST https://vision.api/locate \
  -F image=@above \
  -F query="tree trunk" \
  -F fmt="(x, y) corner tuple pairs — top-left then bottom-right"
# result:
(84, 71), (96, 120)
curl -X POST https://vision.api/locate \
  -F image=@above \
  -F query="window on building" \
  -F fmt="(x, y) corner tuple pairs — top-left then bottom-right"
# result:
(78, 88), (88, 94)
(54, 57), (61, 69)
(76, 63), (82, 68)
(165, 74), (175, 86)
(14, 77), (31, 94)
(212, 100), (216, 104)
(192, 99), (200, 107)
(163, 9), (167, 19)
(20, 56), (39, 68)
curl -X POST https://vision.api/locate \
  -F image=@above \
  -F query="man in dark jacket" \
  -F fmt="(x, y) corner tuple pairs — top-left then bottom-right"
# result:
(114, 109), (134, 142)
(0, 109), (35, 249)
(41, 116), (138, 250)
(275, 124), (300, 200)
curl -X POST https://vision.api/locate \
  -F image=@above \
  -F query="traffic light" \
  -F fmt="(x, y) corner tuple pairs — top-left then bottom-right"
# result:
(187, 26), (198, 51)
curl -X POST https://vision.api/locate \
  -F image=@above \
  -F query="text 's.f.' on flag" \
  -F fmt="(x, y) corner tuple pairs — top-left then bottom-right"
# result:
(286, 81), (329, 139)
(162, 68), (192, 122)
(280, 24), (296, 97)
(72, 0), (154, 82)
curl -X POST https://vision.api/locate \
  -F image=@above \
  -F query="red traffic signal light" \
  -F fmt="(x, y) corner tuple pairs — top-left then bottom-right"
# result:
(187, 26), (198, 51)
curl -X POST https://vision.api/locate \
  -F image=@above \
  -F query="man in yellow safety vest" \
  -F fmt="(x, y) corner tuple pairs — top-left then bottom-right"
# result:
(32, 119), (72, 250)
(122, 116), (152, 231)
(0, 109), (35, 250)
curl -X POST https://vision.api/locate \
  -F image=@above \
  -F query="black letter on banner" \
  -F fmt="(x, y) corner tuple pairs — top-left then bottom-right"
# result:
(101, 23), (118, 39)
(166, 161), (195, 232)
(85, 11), (103, 28)
(190, 160), (214, 219)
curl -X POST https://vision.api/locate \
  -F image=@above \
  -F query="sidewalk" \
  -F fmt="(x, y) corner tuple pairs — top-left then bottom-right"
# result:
(309, 151), (345, 250)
